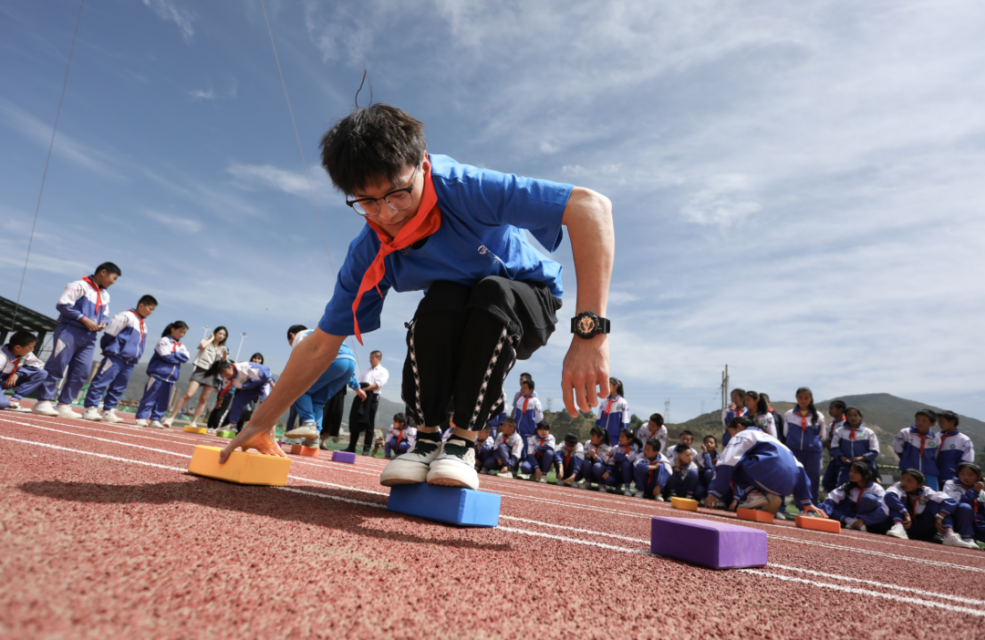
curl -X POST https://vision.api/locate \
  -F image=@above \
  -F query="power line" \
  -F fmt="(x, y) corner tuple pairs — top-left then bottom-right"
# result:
(8, 0), (84, 332)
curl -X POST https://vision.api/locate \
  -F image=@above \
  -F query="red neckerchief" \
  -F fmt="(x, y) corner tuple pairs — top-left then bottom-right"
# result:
(218, 380), (233, 401)
(535, 436), (549, 458)
(939, 430), (958, 450)
(853, 485), (865, 512)
(914, 429), (931, 461)
(648, 458), (660, 487)
(395, 426), (403, 447)
(602, 396), (617, 417)
(351, 159), (442, 344)
(129, 309), (146, 342)
(521, 395), (531, 414)
(797, 410), (811, 432)
(8, 353), (24, 376)
(907, 492), (919, 518)
(564, 448), (573, 467)
(171, 339), (182, 353)
(81, 276), (104, 318)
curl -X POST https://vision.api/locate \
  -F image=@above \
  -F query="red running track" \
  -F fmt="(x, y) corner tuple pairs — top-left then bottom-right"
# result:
(2, 407), (984, 639)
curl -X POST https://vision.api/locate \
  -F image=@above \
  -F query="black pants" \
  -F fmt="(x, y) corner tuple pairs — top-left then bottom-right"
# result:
(401, 277), (560, 431)
(346, 393), (379, 453)
(321, 386), (346, 438)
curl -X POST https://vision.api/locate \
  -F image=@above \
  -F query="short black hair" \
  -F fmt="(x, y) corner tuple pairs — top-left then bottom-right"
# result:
(504, 417), (516, 425)
(95, 261), (121, 276)
(645, 438), (661, 450)
(675, 443), (691, 454)
(649, 413), (664, 426)
(320, 104), (427, 196)
(519, 372), (532, 381)
(937, 410), (959, 426)
(536, 421), (550, 432)
(138, 295), (158, 307)
(393, 413), (406, 424)
(371, 350), (382, 359)
(703, 434), (717, 444)
(523, 379), (535, 391)
(287, 324), (307, 340)
(902, 468), (926, 486)
(915, 409), (937, 423)
(680, 430), (693, 437)
(564, 433), (579, 446)
(249, 352), (264, 364)
(829, 400), (847, 411)
(7, 330), (37, 349)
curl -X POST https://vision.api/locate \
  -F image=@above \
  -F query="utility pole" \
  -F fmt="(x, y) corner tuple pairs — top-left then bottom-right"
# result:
(235, 332), (247, 361)
(664, 399), (671, 424)
(721, 364), (730, 412)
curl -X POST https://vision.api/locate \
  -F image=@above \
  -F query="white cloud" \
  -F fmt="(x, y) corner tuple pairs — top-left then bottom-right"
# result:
(188, 88), (215, 101)
(608, 291), (640, 306)
(680, 174), (761, 227)
(142, 209), (203, 234)
(226, 163), (332, 199)
(141, 0), (196, 42)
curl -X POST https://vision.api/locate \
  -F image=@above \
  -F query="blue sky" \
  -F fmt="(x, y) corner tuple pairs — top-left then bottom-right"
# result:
(3, 0), (984, 422)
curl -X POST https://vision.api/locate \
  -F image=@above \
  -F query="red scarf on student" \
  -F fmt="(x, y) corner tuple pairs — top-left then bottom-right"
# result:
(129, 309), (146, 342)
(81, 275), (104, 318)
(351, 162), (442, 344)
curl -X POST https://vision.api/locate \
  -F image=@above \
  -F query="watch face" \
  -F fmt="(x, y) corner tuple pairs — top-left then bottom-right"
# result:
(577, 315), (597, 335)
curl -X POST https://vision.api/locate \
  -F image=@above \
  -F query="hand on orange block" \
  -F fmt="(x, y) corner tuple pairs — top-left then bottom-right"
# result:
(219, 422), (286, 463)
(704, 495), (717, 509)
(802, 505), (827, 518)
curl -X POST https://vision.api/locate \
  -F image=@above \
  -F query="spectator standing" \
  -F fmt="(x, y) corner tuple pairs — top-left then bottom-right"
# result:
(165, 326), (228, 428)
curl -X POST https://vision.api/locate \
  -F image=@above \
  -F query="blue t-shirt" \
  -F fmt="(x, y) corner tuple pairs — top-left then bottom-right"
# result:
(318, 154), (573, 337)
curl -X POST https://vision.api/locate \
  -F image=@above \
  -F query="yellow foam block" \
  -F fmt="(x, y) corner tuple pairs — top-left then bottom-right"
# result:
(183, 425), (208, 434)
(188, 445), (291, 486)
(736, 507), (774, 523)
(671, 497), (698, 511)
(795, 514), (841, 534)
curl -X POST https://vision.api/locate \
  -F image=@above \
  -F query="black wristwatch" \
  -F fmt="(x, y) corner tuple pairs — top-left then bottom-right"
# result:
(571, 311), (610, 339)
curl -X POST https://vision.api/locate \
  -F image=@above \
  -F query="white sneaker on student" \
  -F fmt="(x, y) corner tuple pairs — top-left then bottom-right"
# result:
(654, 495), (665, 502)
(162, 416), (174, 427)
(149, 420), (166, 429)
(738, 491), (769, 510)
(285, 423), (320, 439)
(135, 419), (149, 427)
(5, 400), (28, 412)
(623, 488), (634, 497)
(32, 400), (59, 416)
(56, 404), (80, 419)
(885, 522), (909, 539)
(843, 517), (867, 532)
(379, 436), (442, 486)
(82, 407), (102, 421)
(943, 532), (980, 549)
(426, 438), (479, 490)
(774, 512), (787, 521)
(101, 410), (123, 423)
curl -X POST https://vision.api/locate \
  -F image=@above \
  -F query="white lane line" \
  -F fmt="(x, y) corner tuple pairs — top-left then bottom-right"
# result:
(3, 432), (982, 618)
(766, 534), (985, 572)
(740, 570), (985, 618)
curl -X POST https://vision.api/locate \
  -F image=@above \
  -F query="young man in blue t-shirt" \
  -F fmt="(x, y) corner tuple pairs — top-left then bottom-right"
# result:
(220, 104), (614, 491)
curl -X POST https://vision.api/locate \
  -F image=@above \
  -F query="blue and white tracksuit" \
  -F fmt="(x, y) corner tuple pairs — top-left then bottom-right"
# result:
(664, 445), (703, 469)
(664, 461), (700, 499)
(596, 395), (630, 450)
(941, 479), (982, 542)
(892, 426), (940, 490)
(753, 411), (777, 438)
(721, 406), (748, 447)
(385, 424), (417, 458)
(512, 393), (543, 457)
(475, 434), (496, 466)
(486, 410), (507, 439)
(483, 431), (523, 472)
(83, 310), (147, 411)
(39, 277), (110, 405)
(225, 362), (275, 425)
(290, 330), (359, 431)
(521, 434), (557, 475)
(884, 483), (966, 542)
(135, 336), (190, 421)
(636, 423), (667, 453)
(708, 427), (814, 509)
(554, 442), (585, 480)
(822, 415), (847, 492)
(634, 452), (672, 497)
(580, 441), (612, 484)
(783, 409), (827, 505)
(830, 424), (880, 485)
(0, 347), (48, 409)
(602, 442), (639, 488)
(819, 482), (890, 532)
(936, 430), (975, 484)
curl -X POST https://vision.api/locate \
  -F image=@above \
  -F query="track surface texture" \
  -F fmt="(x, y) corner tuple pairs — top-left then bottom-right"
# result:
(2, 405), (984, 639)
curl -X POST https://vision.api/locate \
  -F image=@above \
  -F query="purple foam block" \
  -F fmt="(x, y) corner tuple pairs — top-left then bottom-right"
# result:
(331, 450), (357, 464)
(650, 516), (767, 570)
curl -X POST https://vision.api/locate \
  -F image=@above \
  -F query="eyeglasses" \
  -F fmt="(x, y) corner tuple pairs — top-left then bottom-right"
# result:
(346, 164), (419, 217)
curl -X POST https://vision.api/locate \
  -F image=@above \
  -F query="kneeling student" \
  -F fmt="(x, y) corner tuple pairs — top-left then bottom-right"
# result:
(818, 461), (890, 533)
(482, 418), (523, 476)
(664, 444), (699, 500)
(940, 462), (984, 547)
(883, 468), (978, 548)
(384, 413), (416, 459)
(602, 428), (641, 496)
(633, 439), (672, 500)
(474, 424), (495, 470)
(577, 426), (610, 489)
(554, 433), (584, 487)
(520, 421), (556, 483)
(0, 332), (48, 411)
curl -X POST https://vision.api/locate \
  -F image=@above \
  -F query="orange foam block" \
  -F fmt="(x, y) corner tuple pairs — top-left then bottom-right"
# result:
(184, 425), (207, 434)
(299, 446), (319, 458)
(290, 444), (303, 455)
(795, 515), (841, 534)
(188, 445), (291, 486)
(736, 508), (774, 523)
(671, 497), (698, 511)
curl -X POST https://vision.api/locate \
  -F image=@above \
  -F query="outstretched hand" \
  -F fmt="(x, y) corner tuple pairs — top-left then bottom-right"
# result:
(561, 335), (609, 418)
(802, 504), (827, 518)
(218, 421), (286, 463)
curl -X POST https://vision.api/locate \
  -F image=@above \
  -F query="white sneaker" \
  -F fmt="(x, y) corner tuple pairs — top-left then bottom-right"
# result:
(943, 532), (980, 549)
(135, 419), (149, 427)
(774, 512), (787, 521)
(285, 423), (320, 438)
(56, 404), (80, 419)
(379, 436), (442, 486)
(82, 407), (103, 421)
(623, 488), (634, 496)
(638, 491), (648, 499)
(101, 410), (124, 423)
(426, 438), (480, 490)
(149, 420), (165, 429)
(738, 491), (769, 510)
(843, 517), (867, 532)
(516, 473), (531, 481)
(5, 400), (31, 412)
(654, 495), (665, 502)
(538, 477), (548, 484)
(163, 416), (174, 427)
(886, 522), (909, 539)
(32, 400), (59, 416)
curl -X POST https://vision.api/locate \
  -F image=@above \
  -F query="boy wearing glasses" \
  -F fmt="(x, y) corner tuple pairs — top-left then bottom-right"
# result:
(220, 104), (614, 492)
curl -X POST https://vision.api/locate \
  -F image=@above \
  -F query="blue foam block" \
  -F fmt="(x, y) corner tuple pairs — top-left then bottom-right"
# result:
(332, 450), (357, 464)
(650, 516), (767, 569)
(387, 484), (501, 527)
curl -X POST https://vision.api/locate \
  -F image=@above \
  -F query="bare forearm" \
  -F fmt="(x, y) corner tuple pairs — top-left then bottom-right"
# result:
(563, 187), (613, 316)
(249, 329), (344, 428)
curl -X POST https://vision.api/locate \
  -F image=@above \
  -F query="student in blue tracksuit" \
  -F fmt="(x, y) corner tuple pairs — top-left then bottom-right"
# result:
(818, 461), (890, 533)
(578, 426), (611, 489)
(783, 387), (827, 505)
(940, 463), (984, 546)
(214, 359), (276, 428)
(935, 410), (975, 484)
(704, 417), (820, 516)
(601, 428), (641, 496)
(82, 295), (157, 423)
(554, 433), (585, 487)
(883, 469), (978, 548)
(1, 332), (48, 411)
(385, 413), (416, 459)
(720, 388), (747, 448)
(694, 435), (719, 502)
(891, 409), (941, 490)
(283, 325), (360, 446)
(135, 322), (190, 428)
(482, 418), (523, 476)
(486, 409), (507, 440)
(830, 407), (880, 485)
(664, 444), (700, 500)
(743, 391), (776, 438)
(512, 378), (543, 458)
(472, 424), (494, 469)
(633, 439), (672, 500)
(636, 413), (667, 454)
(33, 263), (120, 419)
(520, 421), (556, 482)
(821, 400), (847, 492)
(596, 377), (629, 448)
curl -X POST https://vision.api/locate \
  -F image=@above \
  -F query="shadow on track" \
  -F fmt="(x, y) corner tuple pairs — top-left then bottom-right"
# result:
(16, 478), (514, 551)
